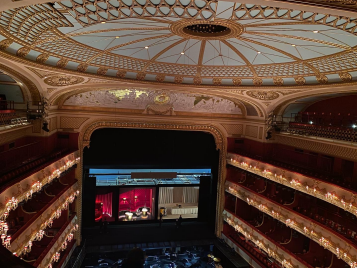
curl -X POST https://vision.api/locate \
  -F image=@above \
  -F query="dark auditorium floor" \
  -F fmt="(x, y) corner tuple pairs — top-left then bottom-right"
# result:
(82, 222), (249, 268)
(83, 221), (216, 247)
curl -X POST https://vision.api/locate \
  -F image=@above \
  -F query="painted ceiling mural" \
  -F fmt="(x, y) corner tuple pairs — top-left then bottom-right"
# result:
(63, 89), (243, 114)
(1, 0), (357, 86)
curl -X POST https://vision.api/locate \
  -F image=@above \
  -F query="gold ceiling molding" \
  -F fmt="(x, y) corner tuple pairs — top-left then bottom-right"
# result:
(1, 3), (357, 86)
(36, 53), (49, 64)
(25, 66), (59, 79)
(44, 75), (85, 87)
(58, 0), (217, 26)
(246, 91), (280, 100)
(339, 72), (352, 82)
(0, 63), (41, 102)
(2, 50), (357, 91)
(0, 39), (13, 50)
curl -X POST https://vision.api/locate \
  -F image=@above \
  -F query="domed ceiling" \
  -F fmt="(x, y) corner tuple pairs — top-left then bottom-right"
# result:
(1, 0), (357, 86)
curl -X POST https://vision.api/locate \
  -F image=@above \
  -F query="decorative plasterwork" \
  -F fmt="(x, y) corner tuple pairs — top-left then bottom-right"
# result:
(1, 2), (357, 86)
(226, 181), (357, 267)
(44, 75), (85, 87)
(58, 0), (217, 26)
(223, 212), (307, 268)
(63, 89), (244, 115)
(227, 153), (357, 216)
(246, 91), (280, 100)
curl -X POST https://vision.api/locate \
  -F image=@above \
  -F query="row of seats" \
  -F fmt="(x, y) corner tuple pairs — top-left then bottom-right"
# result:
(287, 123), (357, 142)
(265, 158), (355, 191)
(0, 148), (69, 188)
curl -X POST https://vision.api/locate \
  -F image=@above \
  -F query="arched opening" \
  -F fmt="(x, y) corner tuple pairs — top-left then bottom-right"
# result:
(81, 128), (220, 245)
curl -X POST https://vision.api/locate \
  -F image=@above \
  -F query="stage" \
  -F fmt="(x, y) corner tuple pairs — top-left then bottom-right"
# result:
(158, 203), (198, 219)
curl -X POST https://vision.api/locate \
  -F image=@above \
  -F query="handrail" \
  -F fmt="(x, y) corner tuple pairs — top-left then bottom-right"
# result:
(226, 181), (357, 266)
(223, 209), (312, 268)
(227, 153), (357, 219)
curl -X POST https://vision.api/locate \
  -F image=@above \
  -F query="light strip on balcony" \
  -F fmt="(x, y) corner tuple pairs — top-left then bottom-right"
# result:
(225, 182), (357, 268)
(45, 223), (79, 268)
(227, 154), (357, 218)
(14, 190), (80, 257)
(0, 155), (80, 249)
(223, 211), (303, 268)
(0, 156), (80, 221)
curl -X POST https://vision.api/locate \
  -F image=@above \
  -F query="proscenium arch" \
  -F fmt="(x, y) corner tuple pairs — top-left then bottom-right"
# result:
(78, 119), (227, 237)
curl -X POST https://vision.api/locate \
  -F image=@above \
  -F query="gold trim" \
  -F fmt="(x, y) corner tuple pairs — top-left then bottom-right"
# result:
(79, 119), (227, 236)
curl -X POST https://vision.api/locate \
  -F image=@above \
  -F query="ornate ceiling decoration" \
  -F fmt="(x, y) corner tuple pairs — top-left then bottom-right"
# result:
(63, 89), (244, 115)
(44, 75), (85, 86)
(1, 1), (357, 86)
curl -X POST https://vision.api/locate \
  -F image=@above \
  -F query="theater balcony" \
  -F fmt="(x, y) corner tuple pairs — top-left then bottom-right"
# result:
(225, 181), (357, 265)
(0, 150), (80, 262)
(227, 153), (357, 216)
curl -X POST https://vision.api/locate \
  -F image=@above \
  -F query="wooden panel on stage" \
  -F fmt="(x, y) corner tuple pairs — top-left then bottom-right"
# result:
(131, 172), (177, 179)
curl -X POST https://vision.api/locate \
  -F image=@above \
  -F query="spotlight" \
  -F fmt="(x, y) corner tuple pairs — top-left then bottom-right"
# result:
(42, 122), (49, 132)
(309, 121), (313, 125)
(352, 124), (357, 129)
(266, 131), (272, 140)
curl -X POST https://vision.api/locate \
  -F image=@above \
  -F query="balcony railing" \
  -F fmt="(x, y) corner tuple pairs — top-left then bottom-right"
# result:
(225, 181), (357, 266)
(227, 153), (357, 219)
(286, 122), (357, 143)
(223, 210), (310, 268)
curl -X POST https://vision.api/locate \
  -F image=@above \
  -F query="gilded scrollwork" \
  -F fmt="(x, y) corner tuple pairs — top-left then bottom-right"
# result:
(56, 58), (69, 68)
(97, 67), (108, 76)
(246, 90), (280, 100)
(16, 47), (31, 58)
(44, 75), (85, 87)
(36, 53), (50, 64)
(295, 76), (306, 86)
(0, 39), (13, 50)
(116, 70), (126, 78)
(339, 72), (352, 82)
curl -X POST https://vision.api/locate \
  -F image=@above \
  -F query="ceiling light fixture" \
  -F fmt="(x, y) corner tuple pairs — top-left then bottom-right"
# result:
(145, 46), (149, 49)
(101, 21), (106, 24)
(181, 52), (185, 55)
(291, 44), (296, 47)
(115, 36), (120, 39)
(313, 30), (319, 33)
(257, 51), (261, 54)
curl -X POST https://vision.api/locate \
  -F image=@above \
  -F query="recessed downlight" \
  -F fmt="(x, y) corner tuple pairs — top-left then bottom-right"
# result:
(145, 46), (149, 49)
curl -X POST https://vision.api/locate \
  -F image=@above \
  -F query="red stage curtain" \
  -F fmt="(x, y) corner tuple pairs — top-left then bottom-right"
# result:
(96, 193), (113, 217)
(119, 188), (153, 212)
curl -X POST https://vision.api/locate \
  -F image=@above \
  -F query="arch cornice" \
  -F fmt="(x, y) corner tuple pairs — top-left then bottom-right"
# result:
(80, 119), (226, 151)
(271, 85), (357, 116)
(0, 63), (41, 102)
(79, 118), (227, 236)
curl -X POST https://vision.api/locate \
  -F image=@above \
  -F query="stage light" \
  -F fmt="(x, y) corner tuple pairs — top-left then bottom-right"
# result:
(309, 121), (313, 124)
(123, 197), (127, 201)
(42, 122), (49, 132)
(352, 124), (357, 129)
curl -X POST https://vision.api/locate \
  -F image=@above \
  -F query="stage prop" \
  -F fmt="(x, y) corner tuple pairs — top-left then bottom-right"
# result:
(158, 187), (199, 219)
(118, 187), (155, 221)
